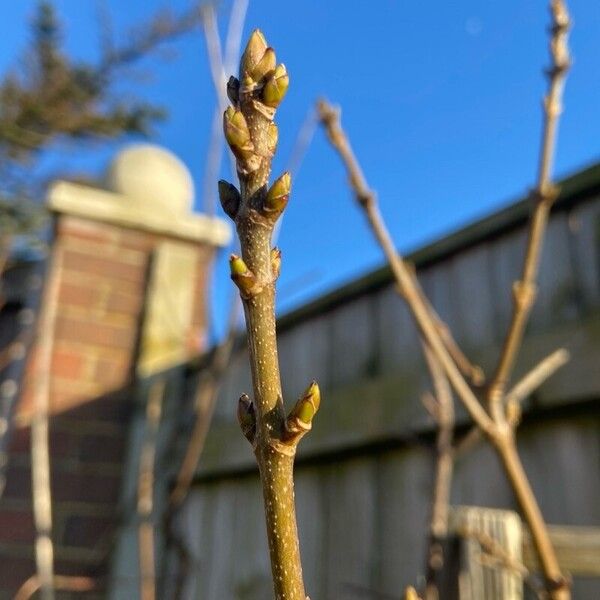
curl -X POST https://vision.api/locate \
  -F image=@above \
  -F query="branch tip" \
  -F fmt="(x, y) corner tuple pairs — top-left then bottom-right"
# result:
(240, 29), (268, 79)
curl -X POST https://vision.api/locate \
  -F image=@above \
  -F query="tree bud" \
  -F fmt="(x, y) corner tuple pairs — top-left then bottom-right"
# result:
(240, 29), (268, 78)
(262, 64), (289, 108)
(264, 171), (291, 216)
(223, 107), (252, 155)
(289, 381), (321, 426)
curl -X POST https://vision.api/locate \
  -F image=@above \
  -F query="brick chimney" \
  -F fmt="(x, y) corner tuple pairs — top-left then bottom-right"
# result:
(0, 144), (230, 595)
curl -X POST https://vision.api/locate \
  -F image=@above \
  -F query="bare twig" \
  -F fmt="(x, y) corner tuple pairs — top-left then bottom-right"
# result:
(504, 348), (569, 409)
(317, 99), (493, 435)
(137, 378), (166, 600)
(14, 574), (96, 600)
(422, 345), (455, 600)
(488, 0), (571, 411)
(30, 244), (63, 600)
(455, 347), (570, 456)
(318, 5), (572, 595)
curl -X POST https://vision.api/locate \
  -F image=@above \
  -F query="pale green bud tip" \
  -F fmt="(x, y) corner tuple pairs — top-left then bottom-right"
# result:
(293, 380), (321, 425)
(229, 254), (248, 276)
(223, 108), (250, 149)
(304, 380), (321, 413)
(249, 47), (276, 82)
(241, 29), (268, 76)
(265, 171), (291, 212)
(262, 64), (289, 108)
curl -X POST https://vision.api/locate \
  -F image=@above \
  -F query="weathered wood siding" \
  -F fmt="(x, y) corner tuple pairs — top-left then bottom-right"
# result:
(160, 172), (600, 599)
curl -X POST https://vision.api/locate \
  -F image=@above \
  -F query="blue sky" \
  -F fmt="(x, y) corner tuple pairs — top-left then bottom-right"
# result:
(1, 1), (598, 338)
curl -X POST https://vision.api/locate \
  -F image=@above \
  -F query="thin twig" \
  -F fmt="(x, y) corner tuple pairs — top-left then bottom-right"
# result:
(505, 348), (569, 408)
(317, 99), (493, 435)
(318, 5), (573, 591)
(454, 347), (570, 456)
(407, 267), (485, 387)
(422, 345), (455, 600)
(137, 378), (166, 600)
(488, 0), (571, 411)
(30, 244), (63, 600)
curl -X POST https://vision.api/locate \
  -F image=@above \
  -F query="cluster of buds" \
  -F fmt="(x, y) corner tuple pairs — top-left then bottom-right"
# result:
(219, 30), (291, 224)
(236, 29), (289, 109)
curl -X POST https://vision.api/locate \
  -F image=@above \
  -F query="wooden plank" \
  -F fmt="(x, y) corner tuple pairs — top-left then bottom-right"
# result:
(377, 446), (431, 596)
(329, 295), (378, 388)
(278, 313), (333, 397)
(522, 525), (600, 576)
(447, 245), (497, 351)
(449, 506), (523, 600)
(324, 459), (377, 598)
(568, 200), (600, 311)
(375, 283), (420, 374)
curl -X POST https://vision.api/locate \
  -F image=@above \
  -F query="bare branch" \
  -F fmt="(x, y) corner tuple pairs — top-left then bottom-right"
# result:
(488, 0), (572, 410)
(317, 99), (493, 435)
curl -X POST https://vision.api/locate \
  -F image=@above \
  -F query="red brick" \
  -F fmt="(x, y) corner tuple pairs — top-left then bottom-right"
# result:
(57, 216), (120, 245)
(0, 509), (36, 543)
(52, 349), (85, 380)
(55, 317), (137, 350)
(93, 356), (131, 388)
(117, 228), (156, 252)
(104, 289), (144, 315)
(58, 281), (99, 309)
(63, 250), (147, 284)
(61, 271), (144, 297)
